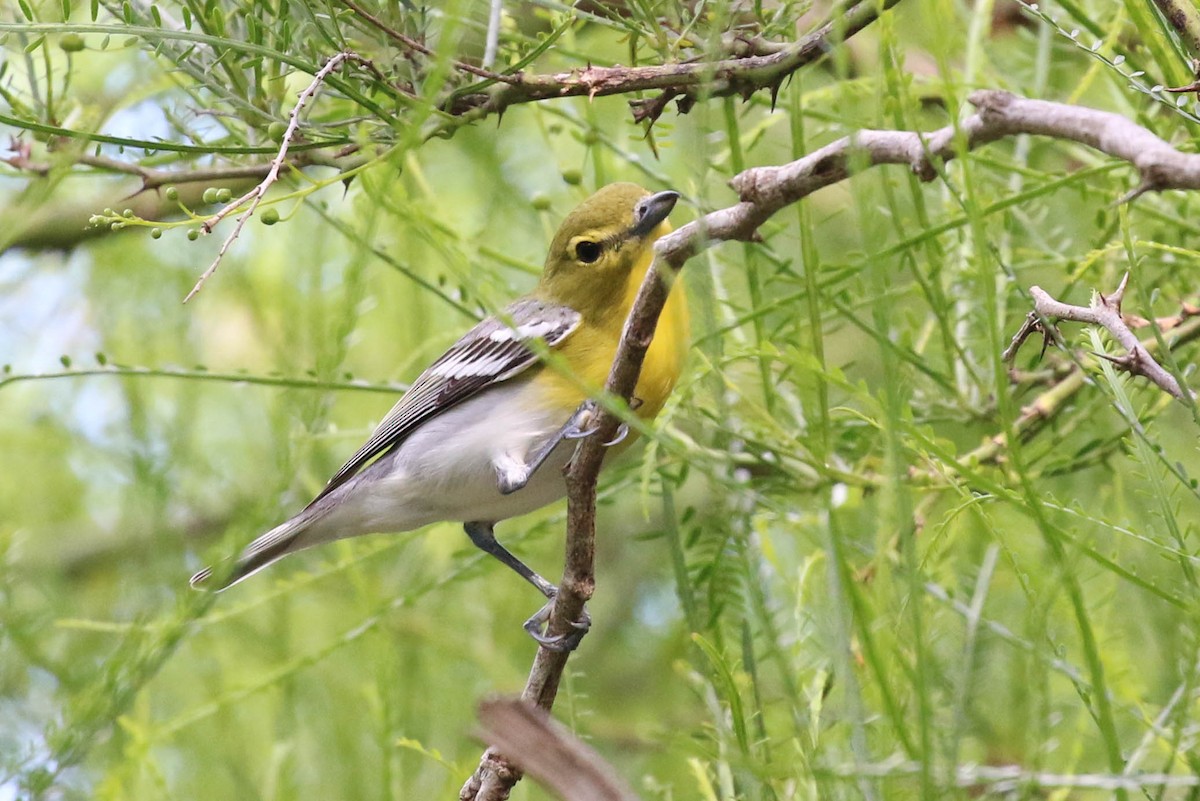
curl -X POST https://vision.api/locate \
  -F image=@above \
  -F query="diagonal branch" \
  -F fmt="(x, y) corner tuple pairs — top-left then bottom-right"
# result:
(183, 51), (377, 303)
(461, 87), (1200, 799)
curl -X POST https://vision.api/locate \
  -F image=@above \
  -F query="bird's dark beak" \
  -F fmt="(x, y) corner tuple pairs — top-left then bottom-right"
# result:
(630, 190), (680, 238)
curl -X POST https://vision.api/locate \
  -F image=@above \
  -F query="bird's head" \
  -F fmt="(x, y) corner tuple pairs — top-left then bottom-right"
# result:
(538, 182), (679, 318)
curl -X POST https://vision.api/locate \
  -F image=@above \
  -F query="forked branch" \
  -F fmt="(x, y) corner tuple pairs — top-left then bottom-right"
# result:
(1005, 275), (1191, 400)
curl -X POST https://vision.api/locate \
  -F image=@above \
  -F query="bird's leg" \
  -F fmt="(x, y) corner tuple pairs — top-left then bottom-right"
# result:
(495, 401), (599, 496)
(463, 521), (590, 652)
(464, 521), (556, 597)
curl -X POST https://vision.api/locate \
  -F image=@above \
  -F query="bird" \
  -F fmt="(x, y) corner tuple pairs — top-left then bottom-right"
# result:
(190, 182), (689, 650)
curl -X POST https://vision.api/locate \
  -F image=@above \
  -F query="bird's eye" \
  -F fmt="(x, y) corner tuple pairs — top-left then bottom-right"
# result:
(575, 240), (602, 264)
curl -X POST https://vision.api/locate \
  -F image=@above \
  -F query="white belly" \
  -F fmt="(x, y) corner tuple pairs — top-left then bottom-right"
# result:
(305, 383), (576, 544)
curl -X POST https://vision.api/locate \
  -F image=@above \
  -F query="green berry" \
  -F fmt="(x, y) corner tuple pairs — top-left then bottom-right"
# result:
(260, 208), (280, 225)
(215, 188), (232, 203)
(530, 193), (551, 211)
(187, 229), (199, 241)
(202, 187), (218, 204)
(267, 121), (287, 141)
(165, 187), (179, 201)
(561, 168), (582, 186)
(60, 34), (85, 52)
(150, 228), (162, 239)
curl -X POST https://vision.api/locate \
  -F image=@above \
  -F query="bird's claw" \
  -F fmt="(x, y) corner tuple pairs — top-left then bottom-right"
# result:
(563, 422), (601, 440)
(563, 400), (635, 447)
(562, 403), (600, 440)
(522, 594), (591, 653)
(602, 423), (629, 447)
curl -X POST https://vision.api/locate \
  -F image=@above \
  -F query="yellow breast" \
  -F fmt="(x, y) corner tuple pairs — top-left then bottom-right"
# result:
(539, 264), (689, 424)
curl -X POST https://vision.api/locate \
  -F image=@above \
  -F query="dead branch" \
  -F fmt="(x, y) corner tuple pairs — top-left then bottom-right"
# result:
(336, 0), (901, 121)
(1011, 275), (1191, 400)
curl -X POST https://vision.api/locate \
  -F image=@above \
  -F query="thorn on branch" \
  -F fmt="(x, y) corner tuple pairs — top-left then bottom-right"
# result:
(1002, 311), (1056, 363)
(1164, 80), (1200, 94)
(769, 78), (784, 111)
(1101, 271), (1128, 310)
(1114, 181), (1153, 206)
(1008, 276), (1191, 400)
(629, 89), (679, 125)
(1164, 57), (1200, 95)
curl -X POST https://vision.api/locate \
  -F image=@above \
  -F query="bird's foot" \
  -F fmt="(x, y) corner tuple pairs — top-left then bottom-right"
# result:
(561, 401), (600, 440)
(522, 591), (591, 653)
(497, 402), (601, 495)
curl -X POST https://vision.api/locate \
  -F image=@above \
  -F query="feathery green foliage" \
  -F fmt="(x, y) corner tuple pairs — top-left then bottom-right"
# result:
(3, 1), (1200, 799)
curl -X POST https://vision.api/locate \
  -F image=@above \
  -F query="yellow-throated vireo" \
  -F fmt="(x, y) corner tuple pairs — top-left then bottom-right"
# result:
(192, 183), (689, 650)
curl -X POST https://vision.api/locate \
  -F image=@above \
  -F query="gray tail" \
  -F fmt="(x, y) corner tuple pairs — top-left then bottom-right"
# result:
(190, 513), (316, 591)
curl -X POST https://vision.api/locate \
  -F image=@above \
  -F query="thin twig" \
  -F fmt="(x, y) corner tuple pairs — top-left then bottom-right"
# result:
(336, 0), (509, 81)
(810, 758), (1200, 791)
(7, 147), (364, 196)
(183, 51), (372, 303)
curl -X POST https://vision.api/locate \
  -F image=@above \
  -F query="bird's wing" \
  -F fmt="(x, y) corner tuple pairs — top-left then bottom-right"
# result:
(308, 297), (581, 505)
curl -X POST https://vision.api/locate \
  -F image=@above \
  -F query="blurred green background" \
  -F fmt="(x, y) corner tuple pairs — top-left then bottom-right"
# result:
(3, 0), (1200, 798)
